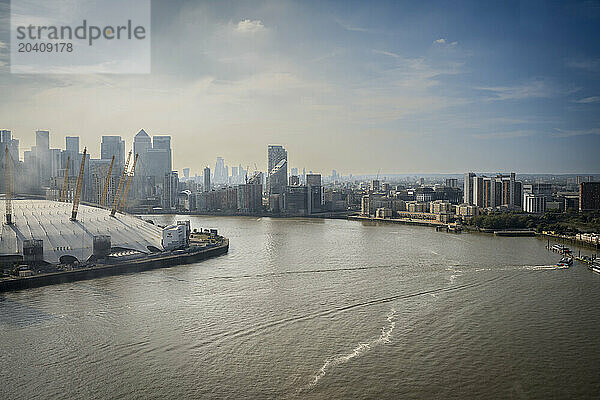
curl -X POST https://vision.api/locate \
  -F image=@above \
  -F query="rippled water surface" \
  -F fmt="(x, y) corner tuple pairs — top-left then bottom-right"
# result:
(1, 216), (599, 399)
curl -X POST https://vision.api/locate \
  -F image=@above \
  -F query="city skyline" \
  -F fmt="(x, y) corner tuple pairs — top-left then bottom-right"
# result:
(0, 0), (599, 174)
(2, 127), (600, 177)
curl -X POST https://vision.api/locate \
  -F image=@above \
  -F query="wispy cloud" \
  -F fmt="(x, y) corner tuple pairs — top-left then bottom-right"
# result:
(334, 18), (368, 32)
(571, 96), (600, 104)
(433, 38), (458, 46)
(235, 19), (266, 33)
(567, 58), (600, 72)
(472, 130), (537, 139)
(372, 49), (400, 58)
(475, 80), (556, 101)
(553, 128), (600, 137)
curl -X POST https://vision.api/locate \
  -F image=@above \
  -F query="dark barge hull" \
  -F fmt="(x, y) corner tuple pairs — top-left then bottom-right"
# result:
(0, 240), (229, 293)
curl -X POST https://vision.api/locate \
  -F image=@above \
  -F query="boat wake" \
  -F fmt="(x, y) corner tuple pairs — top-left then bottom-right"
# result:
(473, 265), (567, 272)
(195, 279), (499, 351)
(307, 309), (397, 390)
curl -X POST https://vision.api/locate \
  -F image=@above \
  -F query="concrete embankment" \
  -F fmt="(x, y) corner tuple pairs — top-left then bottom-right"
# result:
(0, 240), (229, 293)
(348, 215), (445, 227)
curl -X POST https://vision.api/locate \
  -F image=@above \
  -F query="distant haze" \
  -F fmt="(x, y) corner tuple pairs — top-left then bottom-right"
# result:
(0, 0), (599, 174)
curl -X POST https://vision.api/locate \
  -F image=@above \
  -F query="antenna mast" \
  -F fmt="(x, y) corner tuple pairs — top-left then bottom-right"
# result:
(110, 151), (131, 217)
(100, 155), (115, 207)
(70, 148), (87, 221)
(61, 156), (70, 202)
(4, 146), (13, 225)
(118, 153), (138, 213)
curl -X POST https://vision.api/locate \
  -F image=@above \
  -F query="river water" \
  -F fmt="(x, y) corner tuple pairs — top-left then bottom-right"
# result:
(1, 216), (599, 399)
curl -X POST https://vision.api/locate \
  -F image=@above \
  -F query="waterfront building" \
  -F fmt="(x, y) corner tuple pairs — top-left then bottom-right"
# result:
(307, 174), (323, 214)
(464, 172), (475, 205)
(361, 194), (406, 217)
(430, 200), (452, 214)
(283, 185), (308, 215)
(456, 204), (478, 217)
(163, 171), (179, 210)
(465, 172), (521, 210)
(407, 202), (428, 213)
(523, 192), (547, 214)
(237, 182), (263, 214)
(375, 207), (392, 218)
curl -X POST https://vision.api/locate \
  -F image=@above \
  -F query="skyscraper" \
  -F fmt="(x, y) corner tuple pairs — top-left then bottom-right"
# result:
(203, 166), (211, 192)
(142, 135), (172, 181)
(65, 136), (79, 154)
(0, 130), (19, 163)
(267, 145), (287, 195)
(101, 136), (126, 166)
(214, 157), (226, 185)
(152, 135), (172, 174)
(133, 129), (152, 160)
(464, 172), (475, 204)
(306, 173), (323, 214)
(0, 129), (12, 143)
(34, 130), (51, 187)
(36, 130), (50, 151)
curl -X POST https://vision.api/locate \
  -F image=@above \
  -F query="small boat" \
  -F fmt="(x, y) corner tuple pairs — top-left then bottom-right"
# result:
(591, 262), (600, 274)
(549, 244), (571, 255)
(557, 257), (573, 267)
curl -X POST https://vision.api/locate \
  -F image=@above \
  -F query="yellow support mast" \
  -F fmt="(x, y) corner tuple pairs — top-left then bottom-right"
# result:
(61, 156), (70, 202)
(100, 155), (114, 207)
(70, 148), (87, 221)
(110, 151), (131, 217)
(4, 146), (13, 225)
(118, 153), (138, 213)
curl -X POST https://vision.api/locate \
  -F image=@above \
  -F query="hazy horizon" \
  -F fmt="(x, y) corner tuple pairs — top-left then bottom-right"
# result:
(1, 0), (599, 175)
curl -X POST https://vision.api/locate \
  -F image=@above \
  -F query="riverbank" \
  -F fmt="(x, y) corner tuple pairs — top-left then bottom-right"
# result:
(538, 232), (600, 250)
(348, 215), (447, 227)
(0, 239), (229, 293)
(136, 210), (351, 219)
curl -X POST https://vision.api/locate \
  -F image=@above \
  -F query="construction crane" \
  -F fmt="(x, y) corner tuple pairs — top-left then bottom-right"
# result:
(4, 146), (13, 225)
(100, 155), (114, 207)
(61, 156), (70, 202)
(110, 151), (131, 217)
(70, 147), (87, 221)
(118, 153), (138, 213)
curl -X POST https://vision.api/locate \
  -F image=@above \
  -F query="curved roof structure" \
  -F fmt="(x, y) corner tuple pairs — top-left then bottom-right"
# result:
(0, 200), (163, 264)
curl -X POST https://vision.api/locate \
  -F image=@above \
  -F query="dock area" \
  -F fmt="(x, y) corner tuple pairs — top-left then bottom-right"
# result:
(0, 238), (229, 292)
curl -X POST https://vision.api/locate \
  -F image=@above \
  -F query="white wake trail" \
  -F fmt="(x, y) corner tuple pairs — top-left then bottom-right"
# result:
(308, 308), (397, 389)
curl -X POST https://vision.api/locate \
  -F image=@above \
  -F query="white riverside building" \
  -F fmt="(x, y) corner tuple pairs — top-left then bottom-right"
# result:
(0, 200), (163, 264)
(523, 192), (547, 214)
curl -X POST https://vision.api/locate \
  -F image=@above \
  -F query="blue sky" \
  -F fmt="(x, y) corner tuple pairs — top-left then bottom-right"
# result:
(0, 0), (599, 174)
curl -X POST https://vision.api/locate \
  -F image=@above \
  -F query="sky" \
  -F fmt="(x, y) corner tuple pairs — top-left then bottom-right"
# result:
(0, 0), (599, 175)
